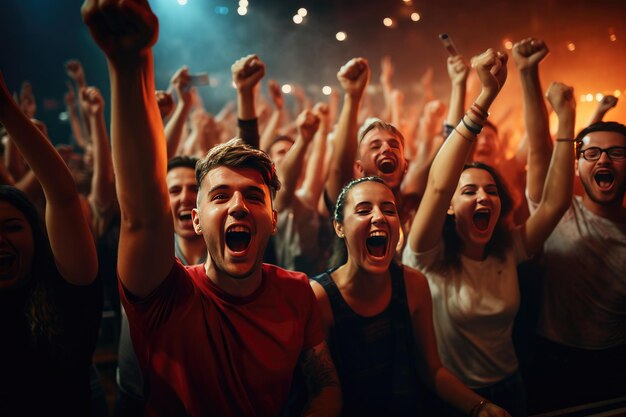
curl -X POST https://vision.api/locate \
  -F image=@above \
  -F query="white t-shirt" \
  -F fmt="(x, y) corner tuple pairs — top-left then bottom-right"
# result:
(530, 196), (626, 349)
(402, 230), (529, 388)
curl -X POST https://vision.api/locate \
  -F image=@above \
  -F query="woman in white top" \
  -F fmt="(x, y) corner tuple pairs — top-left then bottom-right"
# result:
(402, 48), (576, 416)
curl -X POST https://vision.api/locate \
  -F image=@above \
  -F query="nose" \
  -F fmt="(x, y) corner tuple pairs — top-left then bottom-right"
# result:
(476, 189), (489, 205)
(371, 206), (386, 224)
(596, 150), (612, 164)
(380, 141), (391, 153)
(229, 191), (249, 219)
(181, 187), (194, 203)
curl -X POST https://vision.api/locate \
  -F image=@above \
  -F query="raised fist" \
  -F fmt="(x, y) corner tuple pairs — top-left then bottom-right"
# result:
(231, 54), (265, 93)
(337, 57), (370, 98)
(512, 38), (549, 71)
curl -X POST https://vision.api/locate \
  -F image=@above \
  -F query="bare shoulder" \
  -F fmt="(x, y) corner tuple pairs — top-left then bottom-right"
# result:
(309, 279), (334, 338)
(402, 264), (431, 314)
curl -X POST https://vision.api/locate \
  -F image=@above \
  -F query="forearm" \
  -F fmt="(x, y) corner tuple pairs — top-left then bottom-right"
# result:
(299, 127), (328, 209)
(540, 114), (575, 214)
(68, 103), (89, 148)
(275, 138), (308, 211)
(259, 108), (282, 152)
(520, 68), (552, 202)
(165, 101), (192, 158)
(0, 96), (76, 203)
(327, 94), (360, 202)
(446, 81), (466, 126)
(108, 55), (170, 223)
(88, 112), (115, 209)
(434, 368), (487, 415)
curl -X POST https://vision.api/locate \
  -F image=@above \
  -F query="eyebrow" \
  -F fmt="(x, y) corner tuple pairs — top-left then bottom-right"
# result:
(207, 184), (266, 196)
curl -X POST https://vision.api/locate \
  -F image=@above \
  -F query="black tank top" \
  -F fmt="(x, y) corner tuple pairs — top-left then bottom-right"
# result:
(311, 262), (425, 417)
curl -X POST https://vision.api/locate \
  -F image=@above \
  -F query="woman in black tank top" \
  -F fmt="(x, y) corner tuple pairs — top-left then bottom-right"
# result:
(309, 177), (510, 417)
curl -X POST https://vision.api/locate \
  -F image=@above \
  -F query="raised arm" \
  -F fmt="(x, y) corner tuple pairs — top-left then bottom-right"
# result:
(522, 82), (575, 257)
(589, 95), (618, 125)
(408, 49), (508, 253)
(65, 81), (89, 149)
(79, 86), (116, 222)
(259, 79), (284, 152)
(82, 0), (173, 297)
(326, 58), (370, 203)
(164, 66), (194, 158)
(232, 54), (265, 148)
(65, 60), (91, 140)
(445, 55), (469, 128)
(379, 55), (394, 123)
(0, 72), (97, 285)
(274, 109), (319, 212)
(512, 38), (551, 204)
(298, 103), (330, 210)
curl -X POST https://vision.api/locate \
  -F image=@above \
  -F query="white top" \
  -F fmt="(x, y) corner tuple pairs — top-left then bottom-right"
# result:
(531, 196), (626, 349)
(402, 230), (528, 388)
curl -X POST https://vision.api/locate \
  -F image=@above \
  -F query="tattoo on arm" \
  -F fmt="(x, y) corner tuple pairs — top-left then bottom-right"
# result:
(300, 342), (340, 398)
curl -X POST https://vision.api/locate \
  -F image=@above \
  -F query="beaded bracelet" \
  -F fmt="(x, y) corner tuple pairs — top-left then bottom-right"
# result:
(462, 117), (482, 135)
(470, 399), (491, 417)
(468, 106), (487, 123)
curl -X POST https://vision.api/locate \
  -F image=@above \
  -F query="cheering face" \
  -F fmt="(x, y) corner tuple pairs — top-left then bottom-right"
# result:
(335, 181), (400, 275)
(356, 127), (407, 190)
(192, 166), (276, 280)
(0, 201), (34, 290)
(450, 168), (502, 248)
(578, 131), (626, 206)
(167, 167), (199, 240)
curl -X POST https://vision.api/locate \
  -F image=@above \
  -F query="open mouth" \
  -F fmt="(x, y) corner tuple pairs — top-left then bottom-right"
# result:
(0, 253), (16, 277)
(594, 171), (614, 190)
(178, 210), (192, 221)
(377, 157), (397, 174)
(366, 231), (388, 258)
(225, 225), (251, 253)
(472, 209), (491, 232)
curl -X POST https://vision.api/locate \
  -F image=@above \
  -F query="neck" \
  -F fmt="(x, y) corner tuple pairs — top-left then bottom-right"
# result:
(460, 240), (486, 261)
(176, 234), (206, 265)
(335, 258), (390, 296)
(205, 259), (263, 298)
(582, 194), (626, 223)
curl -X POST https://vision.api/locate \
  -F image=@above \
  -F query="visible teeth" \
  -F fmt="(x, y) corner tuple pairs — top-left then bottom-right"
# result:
(228, 225), (250, 233)
(369, 230), (387, 237)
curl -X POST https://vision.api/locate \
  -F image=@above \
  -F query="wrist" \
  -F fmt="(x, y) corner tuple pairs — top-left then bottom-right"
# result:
(519, 65), (539, 77)
(476, 90), (495, 111)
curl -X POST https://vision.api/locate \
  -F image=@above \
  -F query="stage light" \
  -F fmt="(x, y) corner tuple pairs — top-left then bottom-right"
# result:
(298, 8), (307, 17)
(580, 95), (587, 103)
(503, 39), (513, 50)
(567, 42), (576, 51)
(403, 0), (413, 4)
(293, 15), (303, 24)
(214, 6), (229, 15)
(177, 0), (187, 5)
(322, 86), (332, 95)
(595, 93), (603, 102)
(615, 90), (622, 97)
(239, 0), (248, 6)
(410, 13), (420, 22)
(585, 93), (593, 102)
(282, 84), (292, 94)
(237, 6), (247, 15)
(383, 18), (393, 27)
(610, 34), (617, 42)
(336, 31), (347, 41)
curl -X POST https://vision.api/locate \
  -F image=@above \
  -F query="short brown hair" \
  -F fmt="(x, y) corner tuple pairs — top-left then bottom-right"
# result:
(358, 118), (405, 145)
(196, 138), (281, 199)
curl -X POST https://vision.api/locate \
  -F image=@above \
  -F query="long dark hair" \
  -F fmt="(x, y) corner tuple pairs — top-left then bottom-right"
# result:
(440, 162), (513, 271)
(0, 185), (62, 344)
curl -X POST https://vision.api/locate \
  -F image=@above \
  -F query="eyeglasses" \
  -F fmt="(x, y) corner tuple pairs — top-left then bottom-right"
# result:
(579, 146), (626, 161)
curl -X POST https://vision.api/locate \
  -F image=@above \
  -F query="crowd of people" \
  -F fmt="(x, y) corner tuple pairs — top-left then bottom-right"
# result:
(0, 1), (624, 417)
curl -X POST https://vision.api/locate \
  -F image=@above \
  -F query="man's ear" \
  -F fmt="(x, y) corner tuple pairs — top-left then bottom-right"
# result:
(333, 220), (345, 238)
(192, 208), (202, 235)
(575, 158), (580, 177)
(354, 160), (365, 178)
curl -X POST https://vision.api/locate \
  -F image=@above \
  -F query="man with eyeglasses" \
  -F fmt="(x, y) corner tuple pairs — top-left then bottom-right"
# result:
(527, 118), (626, 410)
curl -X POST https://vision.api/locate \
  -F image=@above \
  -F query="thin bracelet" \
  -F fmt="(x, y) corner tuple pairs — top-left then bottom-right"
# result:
(556, 138), (576, 142)
(464, 113), (483, 130)
(468, 106), (487, 123)
(472, 102), (489, 118)
(470, 399), (491, 417)
(462, 117), (482, 135)
(454, 127), (475, 143)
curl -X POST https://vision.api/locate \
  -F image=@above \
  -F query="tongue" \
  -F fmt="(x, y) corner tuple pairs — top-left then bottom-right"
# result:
(226, 232), (251, 252)
(366, 236), (387, 257)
